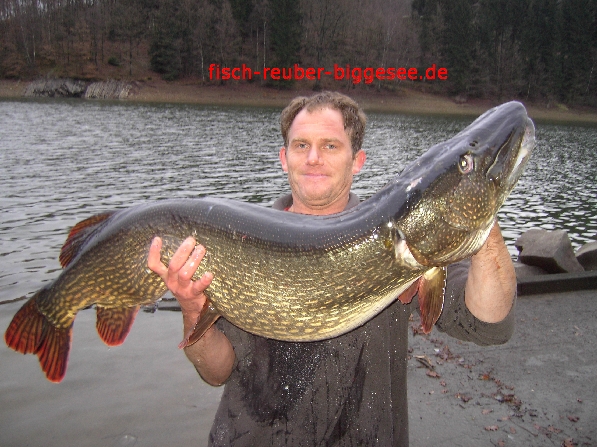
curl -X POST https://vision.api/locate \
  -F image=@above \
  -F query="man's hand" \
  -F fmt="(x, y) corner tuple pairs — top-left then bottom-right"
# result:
(147, 236), (235, 386)
(465, 221), (517, 323)
(148, 236), (213, 321)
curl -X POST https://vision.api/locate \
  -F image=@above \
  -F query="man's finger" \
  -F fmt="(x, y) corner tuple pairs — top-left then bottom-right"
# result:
(147, 236), (167, 277)
(178, 244), (206, 283)
(190, 271), (214, 295)
(168, 236), (197, 273)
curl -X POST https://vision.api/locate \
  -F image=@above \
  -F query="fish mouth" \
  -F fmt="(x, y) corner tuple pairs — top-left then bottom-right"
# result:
(508, 117), (535, 183)
(486, 115), (535, 189)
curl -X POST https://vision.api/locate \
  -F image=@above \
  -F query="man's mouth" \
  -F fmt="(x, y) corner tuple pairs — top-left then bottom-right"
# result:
(302, 172), (328, 179)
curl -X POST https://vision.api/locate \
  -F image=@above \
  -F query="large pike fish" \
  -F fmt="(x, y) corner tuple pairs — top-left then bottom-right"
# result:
(5, 101), (535, 382)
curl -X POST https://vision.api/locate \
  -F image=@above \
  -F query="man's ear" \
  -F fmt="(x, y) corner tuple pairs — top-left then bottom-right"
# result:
(352, 150), (366, 174)
(279, 147), (288, 172)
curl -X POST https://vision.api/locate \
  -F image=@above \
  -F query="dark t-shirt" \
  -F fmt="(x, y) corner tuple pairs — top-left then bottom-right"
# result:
(207, 194), (515, 447)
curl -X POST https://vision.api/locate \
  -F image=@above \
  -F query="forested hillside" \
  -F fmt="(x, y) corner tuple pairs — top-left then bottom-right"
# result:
(1, 0), (596, 105)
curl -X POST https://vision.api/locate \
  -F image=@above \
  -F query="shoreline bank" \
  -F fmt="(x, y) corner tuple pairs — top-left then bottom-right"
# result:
(2, 79), (597, 124)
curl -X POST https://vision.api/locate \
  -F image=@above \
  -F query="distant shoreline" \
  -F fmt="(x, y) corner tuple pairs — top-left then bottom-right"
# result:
(2, 79), (597, 124)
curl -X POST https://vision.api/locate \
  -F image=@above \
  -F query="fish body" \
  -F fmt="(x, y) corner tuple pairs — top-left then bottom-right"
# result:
(5, 101), (535, 382)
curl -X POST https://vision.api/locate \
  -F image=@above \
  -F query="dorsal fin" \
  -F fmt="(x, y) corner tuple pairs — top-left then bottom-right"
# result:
(59, 212), (115, 267)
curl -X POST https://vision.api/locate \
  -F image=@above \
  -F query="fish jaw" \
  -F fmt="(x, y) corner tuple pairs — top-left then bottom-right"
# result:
(505, 117), (535, 191)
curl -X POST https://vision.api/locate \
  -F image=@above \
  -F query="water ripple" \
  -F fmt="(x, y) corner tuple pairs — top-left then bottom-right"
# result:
(0, 99), (595, 298)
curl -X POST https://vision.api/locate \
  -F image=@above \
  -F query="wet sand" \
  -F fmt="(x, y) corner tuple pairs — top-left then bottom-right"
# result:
(2, 79), (597, 124)
(2, 289), (595, 447)
(0, 301), (221, 447)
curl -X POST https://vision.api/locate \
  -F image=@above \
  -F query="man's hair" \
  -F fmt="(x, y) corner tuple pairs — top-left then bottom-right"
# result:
(280, 91), (367, 156)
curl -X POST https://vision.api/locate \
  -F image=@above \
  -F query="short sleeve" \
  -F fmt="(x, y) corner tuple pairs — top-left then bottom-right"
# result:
(435, 260), (516, 346)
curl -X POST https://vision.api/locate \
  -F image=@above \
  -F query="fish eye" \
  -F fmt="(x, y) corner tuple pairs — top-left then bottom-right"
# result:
(458, 154), (474, 174)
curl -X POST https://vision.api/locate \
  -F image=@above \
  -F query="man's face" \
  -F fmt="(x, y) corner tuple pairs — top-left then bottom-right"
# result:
(279, 107), (366, 215)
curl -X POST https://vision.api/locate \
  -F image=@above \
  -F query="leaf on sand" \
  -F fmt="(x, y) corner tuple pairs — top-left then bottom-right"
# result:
(426, 370), (441, 378)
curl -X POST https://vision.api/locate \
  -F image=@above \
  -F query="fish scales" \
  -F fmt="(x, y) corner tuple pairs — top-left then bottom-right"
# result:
(4, 101), (536, 382)
(195, 219), (423, 339)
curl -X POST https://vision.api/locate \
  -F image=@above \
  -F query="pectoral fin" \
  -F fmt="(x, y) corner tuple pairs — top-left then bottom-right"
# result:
(418, 267), (446, 333)
(397, 278), (420, 304)
(178, 298), (221, 349)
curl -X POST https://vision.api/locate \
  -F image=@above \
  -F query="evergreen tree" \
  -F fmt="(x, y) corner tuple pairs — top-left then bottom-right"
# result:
(560, 0), (596, 102)
(519, 0), (560, 100)
(149, 0), (181, 80)
(268, 0), (301, 87)
(440, 0), (474, 94)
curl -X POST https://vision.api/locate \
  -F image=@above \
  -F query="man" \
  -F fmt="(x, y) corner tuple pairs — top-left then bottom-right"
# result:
(147, 92), (516, 446)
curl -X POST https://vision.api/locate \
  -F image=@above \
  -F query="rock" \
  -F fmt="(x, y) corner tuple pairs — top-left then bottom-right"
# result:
(576, 241), (597, 271)
(515, 228), (585, 274)
(24, 78), (87, 97)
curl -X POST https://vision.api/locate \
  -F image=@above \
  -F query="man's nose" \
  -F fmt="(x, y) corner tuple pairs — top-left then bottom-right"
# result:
(306, 146), (322, 165)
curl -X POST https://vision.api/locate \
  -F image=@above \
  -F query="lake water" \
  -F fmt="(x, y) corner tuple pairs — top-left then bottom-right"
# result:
(0, 98), (595, 300)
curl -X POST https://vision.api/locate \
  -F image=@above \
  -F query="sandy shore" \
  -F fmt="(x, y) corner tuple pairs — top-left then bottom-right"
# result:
(2, 78), (597, 124)
(2, 289), (595, 447)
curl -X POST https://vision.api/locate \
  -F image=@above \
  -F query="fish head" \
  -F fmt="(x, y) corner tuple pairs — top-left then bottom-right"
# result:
(397, 101), (535, 266)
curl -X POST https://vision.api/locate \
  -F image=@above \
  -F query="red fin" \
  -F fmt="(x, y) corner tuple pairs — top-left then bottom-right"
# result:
(59, 212), (115, 267)
(36, 324), (73, 383)
(398, 278), (420, 304)
(5, 297), (44, 354)
(179, 298), (221, 349)
(5, 292), (73, 383)
(96, 305), (140, 346)
(418, 267), (447, 334)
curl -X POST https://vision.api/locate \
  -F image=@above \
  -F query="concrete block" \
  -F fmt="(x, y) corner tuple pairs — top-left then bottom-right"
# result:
(515, 228), (584, 274)
(576, 241), (597, 271)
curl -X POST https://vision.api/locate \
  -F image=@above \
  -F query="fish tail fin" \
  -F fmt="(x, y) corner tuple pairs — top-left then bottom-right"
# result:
(178, 298), (221, 349)
(5, 297), (44, 354)
(37, 323), (72, 383)
(96, 305), (140, 346)
(5, 293), (73, 383)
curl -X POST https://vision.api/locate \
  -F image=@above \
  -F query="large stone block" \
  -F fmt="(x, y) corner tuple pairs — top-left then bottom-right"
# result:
(576, 241), (597, 271)
(515, 228), (585, 274)
(513, 261), (548, 278)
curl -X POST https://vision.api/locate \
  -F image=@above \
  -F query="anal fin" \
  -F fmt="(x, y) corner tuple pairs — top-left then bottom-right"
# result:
(96, 305), (140, 346)
(418, 267), (446, 334)
(178, 298), (221, 349)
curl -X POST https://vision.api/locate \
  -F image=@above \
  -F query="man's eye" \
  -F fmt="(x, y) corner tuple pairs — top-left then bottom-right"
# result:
(325, 144), (336, 150)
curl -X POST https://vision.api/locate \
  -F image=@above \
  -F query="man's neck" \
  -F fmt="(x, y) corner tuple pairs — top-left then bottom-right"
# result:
(288, 194), (350, 216)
